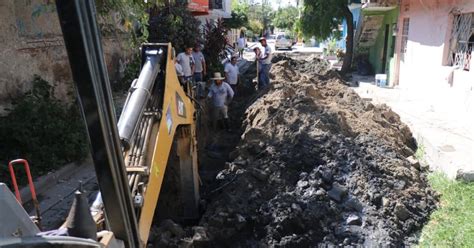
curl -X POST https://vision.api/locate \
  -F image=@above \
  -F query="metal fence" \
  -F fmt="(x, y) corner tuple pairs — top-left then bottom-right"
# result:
(448, 13), (473, 70)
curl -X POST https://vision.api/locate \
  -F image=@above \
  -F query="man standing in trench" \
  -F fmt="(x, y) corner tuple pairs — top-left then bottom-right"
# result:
(225, 56), (240, 93)
(207, 72), (234, 132)
(258, 37), (272, 89)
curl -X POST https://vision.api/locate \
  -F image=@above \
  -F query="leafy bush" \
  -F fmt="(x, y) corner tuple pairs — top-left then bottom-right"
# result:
(0, 76), (88, 185)
(113, 53), (142, 92)
(148, 1), (202, 52)
(248, 19), (264, 36)
(272, 6), (298, 30)
(224, 11), (248, 29)
(96, 0), (152, 47)
(203, 18), (230, 74)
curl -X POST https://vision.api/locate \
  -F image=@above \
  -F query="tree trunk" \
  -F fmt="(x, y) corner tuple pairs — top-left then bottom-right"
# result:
(341, 6), (354, 74)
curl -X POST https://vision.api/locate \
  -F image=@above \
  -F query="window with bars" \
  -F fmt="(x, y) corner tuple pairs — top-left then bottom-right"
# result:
(400, 18), (410, 62)
(209, 0), (223, 9)
(447, 13), (474, 70)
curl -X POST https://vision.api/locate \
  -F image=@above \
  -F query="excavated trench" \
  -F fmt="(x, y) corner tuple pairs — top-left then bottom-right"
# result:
(149, 55), (438, 247)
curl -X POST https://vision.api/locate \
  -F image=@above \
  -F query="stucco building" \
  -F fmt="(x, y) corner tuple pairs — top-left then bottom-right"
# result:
(394, 0), (473, 93)
(353, 0), (473, 179)
(0, 0), (130, 115)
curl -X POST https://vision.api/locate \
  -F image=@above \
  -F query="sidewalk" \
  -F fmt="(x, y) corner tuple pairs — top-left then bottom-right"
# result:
(19, 158), (97, 229)
(352, 75), (473, 181)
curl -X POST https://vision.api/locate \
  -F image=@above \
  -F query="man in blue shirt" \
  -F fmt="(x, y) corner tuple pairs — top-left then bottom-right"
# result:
(258, 37), (272, 89)
(207, 72), (234, 131)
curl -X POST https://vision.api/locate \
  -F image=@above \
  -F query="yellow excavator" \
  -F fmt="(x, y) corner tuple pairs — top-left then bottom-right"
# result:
(0, 0), (200, 247)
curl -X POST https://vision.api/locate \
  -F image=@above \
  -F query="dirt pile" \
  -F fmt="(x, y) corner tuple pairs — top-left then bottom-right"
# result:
(272, 54), (331, 75)
(152, 56), (437, 247)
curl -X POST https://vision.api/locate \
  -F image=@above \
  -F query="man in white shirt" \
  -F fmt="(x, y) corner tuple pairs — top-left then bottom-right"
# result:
(176, 46), (195, 83)
(237, 34), (246, 58)
(224, 56), (239, 93)
(192, 44), (206, 82)
(258, 37), (272, 89)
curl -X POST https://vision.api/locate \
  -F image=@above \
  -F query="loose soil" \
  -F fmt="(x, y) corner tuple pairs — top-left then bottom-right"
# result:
(150, 56), (438, 247)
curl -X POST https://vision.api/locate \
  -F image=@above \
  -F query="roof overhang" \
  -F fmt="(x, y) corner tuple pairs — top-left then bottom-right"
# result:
(361, 0), (398, 11)
(188, 0), (209, 16)
(362, 4), (397, 11)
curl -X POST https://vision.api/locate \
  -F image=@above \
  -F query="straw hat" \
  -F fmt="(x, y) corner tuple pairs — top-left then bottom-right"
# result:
(210, 72), (225, 80)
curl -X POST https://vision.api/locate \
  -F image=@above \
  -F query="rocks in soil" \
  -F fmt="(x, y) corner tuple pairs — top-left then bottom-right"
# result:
(190, 226), (210, 246)
(160, 55), (437, 247)
(346, 214), (362, 226)
(394, 203), (411, 221)
(407, 155), (421, 170)
(248, 167), (269, 181)
(327, 183), (348, 202)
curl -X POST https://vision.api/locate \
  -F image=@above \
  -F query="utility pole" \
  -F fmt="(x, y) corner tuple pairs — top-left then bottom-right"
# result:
(262, 0), (265, 37)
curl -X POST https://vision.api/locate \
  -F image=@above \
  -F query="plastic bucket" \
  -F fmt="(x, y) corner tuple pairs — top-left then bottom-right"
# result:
(375, 74), (387, 87)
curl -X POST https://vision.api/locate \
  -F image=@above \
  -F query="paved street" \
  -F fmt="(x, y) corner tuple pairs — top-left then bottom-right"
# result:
(244, 41), (323, 58)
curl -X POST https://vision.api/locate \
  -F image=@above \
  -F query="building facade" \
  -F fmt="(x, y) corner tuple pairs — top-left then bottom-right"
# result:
(394, 0), (474, 92)
(353, 0), (399, 83)
(190, 0), (232, 24)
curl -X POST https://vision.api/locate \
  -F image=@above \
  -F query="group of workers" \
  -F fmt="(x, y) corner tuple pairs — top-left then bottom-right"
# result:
(174, 37), (272, 132)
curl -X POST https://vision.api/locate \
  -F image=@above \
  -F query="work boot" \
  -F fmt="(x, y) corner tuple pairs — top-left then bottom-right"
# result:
(224, 118), (231, 132)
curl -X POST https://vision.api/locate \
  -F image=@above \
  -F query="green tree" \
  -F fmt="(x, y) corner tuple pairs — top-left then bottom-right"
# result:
(224, 11), (249, 29)
(203, 19), (229, 73)
(273, 6), (299, 30)
(232, 0), (250, 14)
(96, 0), (157, 46)
(233, 0), (273, 36)
(248, 19), (264, 36)
(301, 0), (353, 73)
(148, 1), (202, 52)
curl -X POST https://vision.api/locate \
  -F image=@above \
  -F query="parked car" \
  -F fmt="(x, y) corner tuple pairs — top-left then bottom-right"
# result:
(266, 34), (277, 44)
(275, 34), (294, 50)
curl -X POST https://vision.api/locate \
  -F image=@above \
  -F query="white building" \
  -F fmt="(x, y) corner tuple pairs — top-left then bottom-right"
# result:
(190, 0), (232, 24)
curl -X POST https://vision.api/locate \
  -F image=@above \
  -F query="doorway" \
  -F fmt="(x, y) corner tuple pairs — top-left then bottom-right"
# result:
(381, 24), (390, 73)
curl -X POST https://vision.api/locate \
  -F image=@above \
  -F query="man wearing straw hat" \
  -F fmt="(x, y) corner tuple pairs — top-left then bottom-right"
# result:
(207, 72), (234, 131)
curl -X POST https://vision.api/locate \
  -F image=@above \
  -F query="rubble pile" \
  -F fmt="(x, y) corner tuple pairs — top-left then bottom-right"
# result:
(271, 54), (331, 75)
(153, 56), (437, 247)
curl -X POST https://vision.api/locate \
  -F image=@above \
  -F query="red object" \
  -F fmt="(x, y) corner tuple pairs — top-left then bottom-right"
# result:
(8, 159), (42, 228)
(188, 0), (209, 16)
(8, 159), (38, 204)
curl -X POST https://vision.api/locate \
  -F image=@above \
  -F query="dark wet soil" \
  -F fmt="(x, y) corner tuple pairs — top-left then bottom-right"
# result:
(150, 56), (438, 248)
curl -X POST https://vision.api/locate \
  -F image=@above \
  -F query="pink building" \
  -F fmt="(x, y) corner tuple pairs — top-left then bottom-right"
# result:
(394, 0), (473, 95)
(390, 0), (473, 178)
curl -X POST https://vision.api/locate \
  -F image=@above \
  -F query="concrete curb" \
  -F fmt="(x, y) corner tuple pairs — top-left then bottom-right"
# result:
(420, 134), (474, 182)
(19, 156), (92, 204)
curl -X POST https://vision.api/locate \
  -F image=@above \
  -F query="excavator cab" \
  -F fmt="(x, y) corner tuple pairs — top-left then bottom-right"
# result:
(0, 0), (200, 247)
